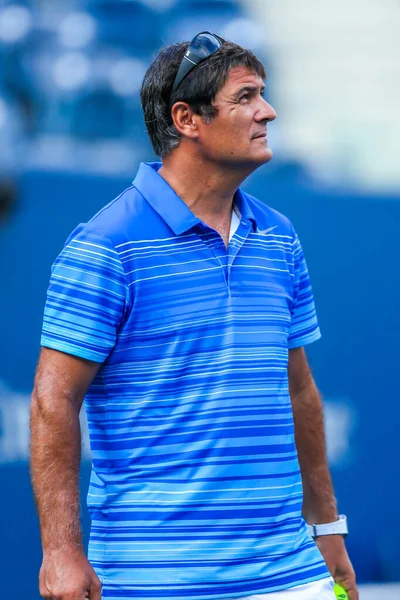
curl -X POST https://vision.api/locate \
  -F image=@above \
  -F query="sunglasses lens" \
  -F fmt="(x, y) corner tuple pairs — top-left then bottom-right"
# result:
(170, 32), (223, 100)
(190, 33), (222, 59)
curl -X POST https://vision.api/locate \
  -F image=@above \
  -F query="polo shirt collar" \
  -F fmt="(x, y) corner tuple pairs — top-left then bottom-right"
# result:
(233, 187), (258, 233)
(133, 162), (199, 235)
(133, 162), (258, 235)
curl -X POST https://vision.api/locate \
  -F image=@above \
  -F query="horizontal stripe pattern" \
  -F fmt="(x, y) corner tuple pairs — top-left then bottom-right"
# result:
(41, 162), (327, 599)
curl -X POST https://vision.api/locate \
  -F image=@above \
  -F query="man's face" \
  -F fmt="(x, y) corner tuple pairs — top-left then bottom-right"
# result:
(196, 66), (277, 168)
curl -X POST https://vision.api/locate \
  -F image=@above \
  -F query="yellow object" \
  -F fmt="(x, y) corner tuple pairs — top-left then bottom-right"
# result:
(334, 582), (349, 599)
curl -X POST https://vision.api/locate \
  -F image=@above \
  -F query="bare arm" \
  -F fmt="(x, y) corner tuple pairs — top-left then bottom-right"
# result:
(288, 346), (337, 523)
(30, 347), (101, 600)
(288, 346), (358, 600)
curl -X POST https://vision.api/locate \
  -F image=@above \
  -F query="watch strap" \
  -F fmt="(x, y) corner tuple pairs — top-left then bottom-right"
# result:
(307, 514), (348, 538)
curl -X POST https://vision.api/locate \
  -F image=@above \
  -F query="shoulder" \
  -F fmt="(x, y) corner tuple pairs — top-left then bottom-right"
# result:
(65, 184), (165, 251)
(242, 191), (295, 238)
(86, 185), (156, 247)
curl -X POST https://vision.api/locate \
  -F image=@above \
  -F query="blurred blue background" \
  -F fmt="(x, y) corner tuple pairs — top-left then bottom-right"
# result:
(0, 0), (399, 598)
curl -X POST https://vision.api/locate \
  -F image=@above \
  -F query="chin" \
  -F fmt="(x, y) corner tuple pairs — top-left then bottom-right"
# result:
(222, 148), (273, 169)
(254, 147), (273, 165)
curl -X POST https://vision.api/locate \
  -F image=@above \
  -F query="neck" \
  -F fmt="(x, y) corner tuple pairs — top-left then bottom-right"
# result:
(158, 149), (251, 221)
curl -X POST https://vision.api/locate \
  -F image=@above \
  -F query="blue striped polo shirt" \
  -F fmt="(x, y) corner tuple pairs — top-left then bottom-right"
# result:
(41, 162), (329, 599)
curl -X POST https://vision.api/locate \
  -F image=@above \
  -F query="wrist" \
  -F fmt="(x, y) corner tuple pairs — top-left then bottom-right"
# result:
(42, 538), (84, 555)
(41, 516), (83, 552)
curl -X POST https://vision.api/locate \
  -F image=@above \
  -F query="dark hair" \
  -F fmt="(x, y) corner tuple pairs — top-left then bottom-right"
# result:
(140, 40), (266, 157)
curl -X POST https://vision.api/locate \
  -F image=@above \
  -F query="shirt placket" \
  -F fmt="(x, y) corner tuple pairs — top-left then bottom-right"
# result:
(195, 220), (252, 294)
(227, 219), (252, 290)
(197, 225), (229, 291)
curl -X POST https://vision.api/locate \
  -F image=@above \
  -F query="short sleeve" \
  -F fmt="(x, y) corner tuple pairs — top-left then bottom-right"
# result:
(41, 224), (129, 363)
(287, 232), (321, 349)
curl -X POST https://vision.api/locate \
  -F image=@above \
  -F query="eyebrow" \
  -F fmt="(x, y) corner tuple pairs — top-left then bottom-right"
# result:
(232, 85), (265, 99)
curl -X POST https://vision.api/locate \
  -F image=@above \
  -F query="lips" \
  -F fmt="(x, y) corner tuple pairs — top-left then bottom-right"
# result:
(252, 132), (267, 139)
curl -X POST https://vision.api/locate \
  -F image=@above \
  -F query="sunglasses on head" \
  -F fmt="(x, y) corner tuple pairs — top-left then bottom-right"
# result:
(170, 31), (224, 107)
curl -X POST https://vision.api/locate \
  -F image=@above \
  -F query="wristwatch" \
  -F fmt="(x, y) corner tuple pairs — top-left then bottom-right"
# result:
(307, 514), (348, 538)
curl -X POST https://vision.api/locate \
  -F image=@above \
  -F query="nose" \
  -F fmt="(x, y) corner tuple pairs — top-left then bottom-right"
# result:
(256, 98), (277, 123)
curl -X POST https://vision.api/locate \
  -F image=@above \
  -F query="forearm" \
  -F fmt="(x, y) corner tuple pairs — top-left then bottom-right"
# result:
(30, 390), (83, 552)
(291, 377), (337, 524)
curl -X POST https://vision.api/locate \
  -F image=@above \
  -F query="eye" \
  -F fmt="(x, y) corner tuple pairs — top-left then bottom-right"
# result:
(239, 94), (249, 103)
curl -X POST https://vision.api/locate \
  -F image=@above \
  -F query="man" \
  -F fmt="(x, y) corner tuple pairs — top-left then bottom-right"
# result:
(30, 33), (358, 600)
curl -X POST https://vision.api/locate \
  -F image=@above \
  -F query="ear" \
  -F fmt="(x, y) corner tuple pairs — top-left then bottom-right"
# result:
(171, 102), (200, 140)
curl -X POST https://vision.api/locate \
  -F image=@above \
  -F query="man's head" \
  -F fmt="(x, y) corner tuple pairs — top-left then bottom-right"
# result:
(141, 35), (276, 169)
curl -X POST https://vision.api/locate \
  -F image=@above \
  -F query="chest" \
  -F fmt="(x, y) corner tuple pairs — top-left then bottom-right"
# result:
(212, 221), (230, 248)
(118, 229), (295, 350)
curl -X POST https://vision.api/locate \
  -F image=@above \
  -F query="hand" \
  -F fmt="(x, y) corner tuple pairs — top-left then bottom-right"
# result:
(315, 535), (358, 600)
(39, 546), (102, 600)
